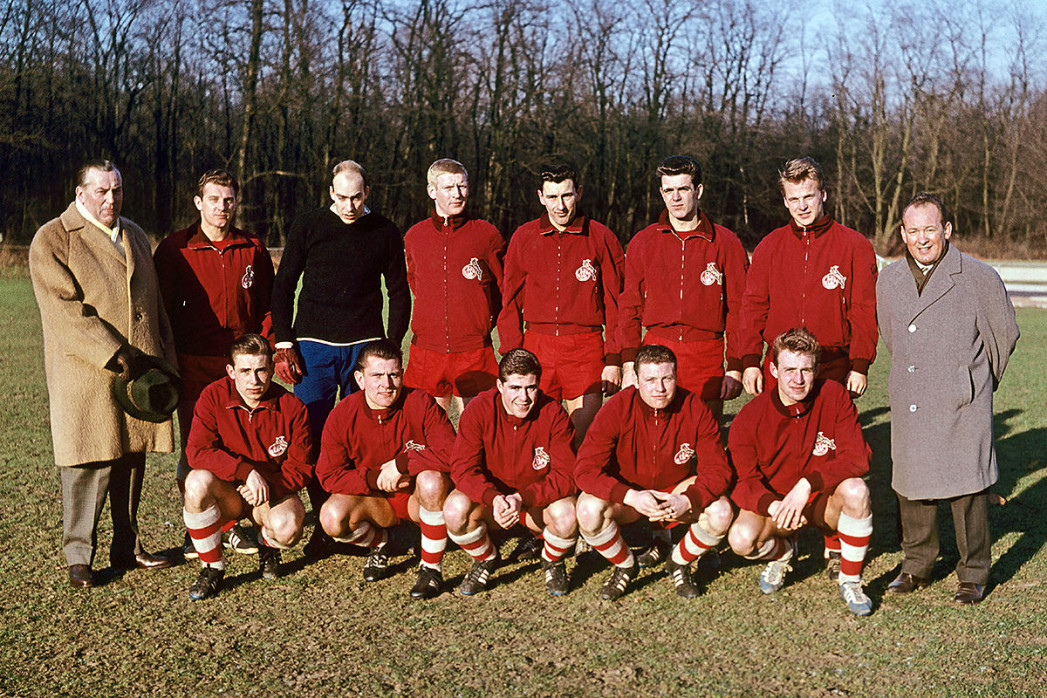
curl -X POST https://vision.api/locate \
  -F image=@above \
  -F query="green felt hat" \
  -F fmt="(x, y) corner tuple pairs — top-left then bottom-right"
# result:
(111, 354), (182, 423)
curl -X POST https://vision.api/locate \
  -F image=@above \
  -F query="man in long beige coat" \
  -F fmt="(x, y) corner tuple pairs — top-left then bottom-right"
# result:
(30, 160), (176, 588)
(876, 192), (1019, 605)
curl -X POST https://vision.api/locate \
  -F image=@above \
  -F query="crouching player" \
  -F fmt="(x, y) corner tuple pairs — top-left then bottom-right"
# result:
(315, 340), (457, 600)
(575, 344), (733, 600)
(443, 349), (578, 596)
(183, 334), (313, 599)
(727, 328), (874, 615)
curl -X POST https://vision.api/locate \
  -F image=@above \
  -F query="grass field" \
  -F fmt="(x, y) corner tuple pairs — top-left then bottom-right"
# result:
(2, 270), (1046, 696)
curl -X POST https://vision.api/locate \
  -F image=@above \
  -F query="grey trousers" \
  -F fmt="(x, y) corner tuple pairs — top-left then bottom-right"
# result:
(896, 490), (991, 585)
(60, 453), (146, 567)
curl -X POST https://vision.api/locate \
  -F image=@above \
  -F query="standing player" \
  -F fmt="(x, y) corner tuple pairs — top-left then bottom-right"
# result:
(154, 168), (274, 558)
(726, 328), (874, 616)
(497, 164), (624, 446)
(619, 155), (748, 420)
(315, 340), (457, 600)
(183, 334), (314, 599)
(736, 156), (878, 574)
(575, 345), (733, 600)
(403, 159), (505, 415)
(271, 160), (410, 554)
(443, 349), (578, 596)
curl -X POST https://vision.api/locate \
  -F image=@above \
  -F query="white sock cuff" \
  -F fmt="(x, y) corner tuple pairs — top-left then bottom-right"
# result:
(542, 530), (576, 550)
(183, 505), (221, 529)
(419, 506), (446, 526)
(448, 522), (488, 546)
(837, 512), (873, 537)
(261, 526), (290, 550)
(689, 522), (723, 548)
(585, 521), (620, 548)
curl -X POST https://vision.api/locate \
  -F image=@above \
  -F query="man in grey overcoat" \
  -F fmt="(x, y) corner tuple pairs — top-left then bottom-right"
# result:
(876, 192), (1019, 605)
(30, 160), (176, 588)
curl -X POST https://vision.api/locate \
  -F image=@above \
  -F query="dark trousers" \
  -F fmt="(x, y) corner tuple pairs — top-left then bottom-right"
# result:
(896, 490), (991, 585)
(60, 453), (145, 567)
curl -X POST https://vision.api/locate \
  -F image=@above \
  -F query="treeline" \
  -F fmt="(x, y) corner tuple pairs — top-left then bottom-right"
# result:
(1, 0), (1045, 253)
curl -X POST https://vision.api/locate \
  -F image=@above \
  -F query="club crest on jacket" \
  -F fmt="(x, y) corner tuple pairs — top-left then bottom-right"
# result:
(462, 257), (483, 280)
(575, 258), (597, 282)
(812, 431), (836, 457)
(821, 265), (846, 290)
(241, 264), (255, 289)
(268, 435), (288, 458)
(532, 446), (550, 470)
(404, 439), (426, 452)
(700, 262), (723, 286)
(674, 442), (696, 465)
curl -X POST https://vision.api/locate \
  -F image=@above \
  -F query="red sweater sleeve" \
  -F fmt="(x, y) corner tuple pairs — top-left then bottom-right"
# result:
(727, 399), (779, 516)
(597, 227), (625, 363)
(315, 404), (373, 496)
(405, 395), (457, 475)
(518, 406), (577, 508)
(681, 399), (734, 511)
(495, 227), (527, 353)
(722, 231), (751, 373)
(737, 242), (772, 370)
(618, 236), (646, 363)
(846, 237), (879, 374)
(186, 389), (253, 483)
(574, 393), (631, 503)
(450, 399), (500, 506)
(267, 396), (314, 499)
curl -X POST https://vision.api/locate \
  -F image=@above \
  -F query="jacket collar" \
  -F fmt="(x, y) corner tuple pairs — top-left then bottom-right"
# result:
(634, 385), (685, 420)
(431, 210), (469, 232)
(186, 224), (252, 250)
(537, 212), (587, 236)
(222, 377), (283, 413)
(656, 209), (715, 241)
(770, 381), (816, 418)
(789, 214), (834, 239)
(62, 202), (129, 267)
(359, 388), (407, 422)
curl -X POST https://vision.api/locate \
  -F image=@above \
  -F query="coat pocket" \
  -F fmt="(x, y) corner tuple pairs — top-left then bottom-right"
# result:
(957, 364), (975, 408)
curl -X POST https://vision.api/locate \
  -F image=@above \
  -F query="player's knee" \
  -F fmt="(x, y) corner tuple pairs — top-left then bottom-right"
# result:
(575, 493), (608, 534)
(703, 497), (734, 535)
(727, 522), (758, 556)
(545, 498), (578, 537)
(442, 490), (473, 533)
(268, 507), (304, 546)
(183, 470), (215, 507)
(319, 499), (347, 538)
(415, 470), (451, 509)
(837, 478), (871, 514)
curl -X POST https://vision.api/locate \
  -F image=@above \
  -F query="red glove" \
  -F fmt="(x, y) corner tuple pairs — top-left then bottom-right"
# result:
(274, 346), (303, 385)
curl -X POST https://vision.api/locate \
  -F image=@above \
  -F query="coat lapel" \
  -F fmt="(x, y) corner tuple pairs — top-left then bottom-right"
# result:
(63, 203), (128, 267)
(907, 245), (959, 322)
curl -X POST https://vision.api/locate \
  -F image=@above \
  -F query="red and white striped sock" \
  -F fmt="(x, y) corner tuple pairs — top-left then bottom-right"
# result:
(448, 523), (497, 562)
(671, 521), (723, 565)
(836, 512), (873, 584)
(259, 526), (290, 550)
(333, 521), (388, 549)
(824, 532), (841, 559)
(418, 506), (447, 571)
(745, 536), (794, 562)
(540, 530), (576, 563)
(585, 522), (635, 568)
(221, 519), (236, 533)
(184, 505), (227, 570)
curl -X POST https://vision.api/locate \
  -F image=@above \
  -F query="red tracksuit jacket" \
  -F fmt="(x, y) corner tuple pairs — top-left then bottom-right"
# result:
(736, 216), (877, 373)
(619, 211), (749, 368)
(154, 224), (274, 357)
(574, 386), (732, 512)
(187, 378), (314, 500)
(404, 212), (505, 353)
(315, 388), (456, 496)
(451, 388), (576, 508)
(497, 214), (625, 363)
(728, 379), (870, 516)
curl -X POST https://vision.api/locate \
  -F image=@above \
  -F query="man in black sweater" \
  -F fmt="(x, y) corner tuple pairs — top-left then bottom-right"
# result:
(271, 160), (411, 554)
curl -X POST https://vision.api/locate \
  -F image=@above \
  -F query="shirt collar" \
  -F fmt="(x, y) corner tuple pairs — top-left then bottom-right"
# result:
(186, 224), (249, 249)
(537, 213), (587, 236)
(361, 389), (407, 421)
(788, 214), (834, 239)
(431, 210), (469, 231)
(770, 382), (815, 418)
(221, 378), (282, 413)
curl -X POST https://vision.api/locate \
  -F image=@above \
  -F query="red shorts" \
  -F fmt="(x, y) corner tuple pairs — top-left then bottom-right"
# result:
(404, 344), (498, 398)
(524, 331), (604, 400)
(643, 334), (724, 401)
(383, 489), (412, 524)
(761, 347), (850, 390)
(176, 354), (229, 477)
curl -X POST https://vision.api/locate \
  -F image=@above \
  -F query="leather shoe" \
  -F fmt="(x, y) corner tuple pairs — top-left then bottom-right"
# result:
(886, 572), (929, 594)
(954, 582), (985, 605)
(112, 551), (172, 570)
(68, 564), (93, 588)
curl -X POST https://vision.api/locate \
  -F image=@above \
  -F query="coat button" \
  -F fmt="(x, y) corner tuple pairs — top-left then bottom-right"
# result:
(907, 365), (915, 373)
(909, 404), (917, 412)
(134, 312), (144, 321)
(908, 324), (916, 333)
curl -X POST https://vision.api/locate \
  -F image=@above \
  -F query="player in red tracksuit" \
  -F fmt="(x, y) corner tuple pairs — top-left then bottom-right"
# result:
(403, 158), (505, 415)
(619, 155), (748, 420)
(575, 344), (733, 600)
(736, 156), (877, 574)
(727, 328), (874, 616)
(315, 340), (457, 600)
(182, 334), (313, 600)
(497, 163), (625, 446)
(443, 349), (578, 597)
(154, 169), (275, 556)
